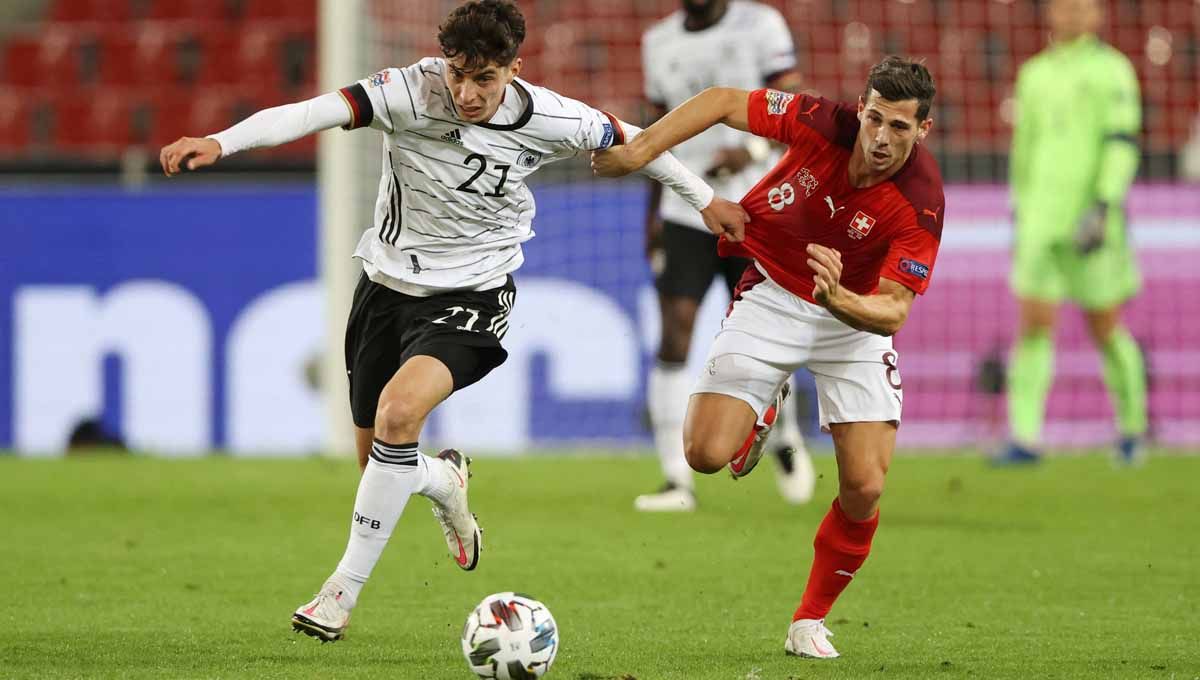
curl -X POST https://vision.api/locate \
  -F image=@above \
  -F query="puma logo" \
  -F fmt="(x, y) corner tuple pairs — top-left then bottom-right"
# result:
(800, 102), (820, 118)
(922, 207), (940, 219)
(825, 195), (846, 218)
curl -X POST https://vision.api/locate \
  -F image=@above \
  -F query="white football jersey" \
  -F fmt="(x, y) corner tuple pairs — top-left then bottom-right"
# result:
(643, 0), (796, 231)
(339, 57), (627, 295)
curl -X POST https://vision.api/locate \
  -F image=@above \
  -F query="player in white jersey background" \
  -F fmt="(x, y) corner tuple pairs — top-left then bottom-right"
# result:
(636, 0), (815, 512)
(159, 0), (749, 642)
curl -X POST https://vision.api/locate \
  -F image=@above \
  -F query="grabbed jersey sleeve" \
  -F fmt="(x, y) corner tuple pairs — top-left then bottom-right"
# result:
(746, 88), (819, 146)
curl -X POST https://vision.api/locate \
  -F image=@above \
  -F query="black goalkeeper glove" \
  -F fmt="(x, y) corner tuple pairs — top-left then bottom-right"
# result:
(1074, 201), (1109, 255)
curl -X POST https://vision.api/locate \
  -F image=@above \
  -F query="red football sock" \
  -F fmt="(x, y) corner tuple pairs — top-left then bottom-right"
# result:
(793, 498), (879, 621)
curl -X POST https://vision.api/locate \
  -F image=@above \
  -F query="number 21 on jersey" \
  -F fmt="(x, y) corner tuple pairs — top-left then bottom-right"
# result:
(456, 154), (510, 197)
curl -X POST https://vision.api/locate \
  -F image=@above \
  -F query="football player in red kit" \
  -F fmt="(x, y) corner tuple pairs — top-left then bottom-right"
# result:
(592, 56), (944, 659)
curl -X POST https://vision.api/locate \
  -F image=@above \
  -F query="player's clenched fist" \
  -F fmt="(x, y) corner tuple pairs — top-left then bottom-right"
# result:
(159, 137), (222, 176)
(700, 197), (749, 244)
(807, 243), (843, 306)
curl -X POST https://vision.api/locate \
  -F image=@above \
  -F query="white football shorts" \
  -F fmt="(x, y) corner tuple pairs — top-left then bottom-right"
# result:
(692, 265), (904, 431)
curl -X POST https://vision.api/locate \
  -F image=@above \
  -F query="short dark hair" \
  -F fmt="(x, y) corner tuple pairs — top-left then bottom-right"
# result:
(438, 0), (526, 70)
(864, 56), (936, 120)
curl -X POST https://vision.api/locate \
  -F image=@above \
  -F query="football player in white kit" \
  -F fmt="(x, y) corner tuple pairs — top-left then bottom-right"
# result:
(159, 0), (748, 642)
(636, 0), (815, 512)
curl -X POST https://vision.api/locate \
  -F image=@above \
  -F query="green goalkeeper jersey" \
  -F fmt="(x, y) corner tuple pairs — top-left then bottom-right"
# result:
(1010, 35), (1141, 245)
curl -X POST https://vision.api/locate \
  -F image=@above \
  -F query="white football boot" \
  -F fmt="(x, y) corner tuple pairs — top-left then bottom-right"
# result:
(785, 618), (840, 659)
(772, 443), (816, 505)
(729, 383), (790, 479)
(292, 580), (353, 642)
(430, 449), (482, 571)
(634, 482), (697, 512)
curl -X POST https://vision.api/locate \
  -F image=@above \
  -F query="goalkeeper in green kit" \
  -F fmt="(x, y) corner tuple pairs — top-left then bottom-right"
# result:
(1001, 0), (1146, 465)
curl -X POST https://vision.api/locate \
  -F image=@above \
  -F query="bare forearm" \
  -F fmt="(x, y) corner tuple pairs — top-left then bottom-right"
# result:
(626, 88), (748, 168)
(824, 290), (909, 336)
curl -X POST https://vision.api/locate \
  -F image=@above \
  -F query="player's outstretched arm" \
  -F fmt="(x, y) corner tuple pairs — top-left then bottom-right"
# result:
(807, 244), (915, 336)
(591, 87), (750, 177)
(603, 116), (748, 243)
(159, 91), (353, 176)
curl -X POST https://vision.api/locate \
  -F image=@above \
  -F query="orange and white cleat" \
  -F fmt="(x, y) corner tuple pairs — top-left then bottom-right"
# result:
(728, 383), (789, 479)
(430, 449), (482, 571)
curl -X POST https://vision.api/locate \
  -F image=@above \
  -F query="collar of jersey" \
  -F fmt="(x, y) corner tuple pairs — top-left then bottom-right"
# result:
(1051, 33), (1098, 56)
(474, 80), (535, 131)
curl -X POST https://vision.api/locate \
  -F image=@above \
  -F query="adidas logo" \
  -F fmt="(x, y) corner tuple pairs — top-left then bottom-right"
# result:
(441, 128), (463, 146)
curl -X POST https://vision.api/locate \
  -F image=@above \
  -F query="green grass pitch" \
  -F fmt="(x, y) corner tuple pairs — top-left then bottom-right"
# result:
(1, 452), (1197, 679)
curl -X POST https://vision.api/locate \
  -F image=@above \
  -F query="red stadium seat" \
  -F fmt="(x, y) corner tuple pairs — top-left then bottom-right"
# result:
(1, 37), (42, 88)
(202, 24), (315, 93)
(49, 0), (99, 22)
(243, 0), (316, 22)
(49, 0), (133, 23)
(0, 89), (31, 153)
(39, 88), (149, 155)
(30, 25), (92, 88)
(47, 95), (94, 151)
(151, 89), (240, 147)
(193, 31), (241, 86)
(144, 0), (233, 22)
(96, 30), (139, 87)
(86, 90), (139, 149)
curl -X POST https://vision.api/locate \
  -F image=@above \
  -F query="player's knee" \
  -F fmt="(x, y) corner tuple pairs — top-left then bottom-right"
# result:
(1019, 320), (1052, 340)
(682, 437), (727, 474)
(374, 397), (424, 440)
(1019, 302), (1056, 337)
(1084, 313), (1120, 346)
(839, 477), (885, 517)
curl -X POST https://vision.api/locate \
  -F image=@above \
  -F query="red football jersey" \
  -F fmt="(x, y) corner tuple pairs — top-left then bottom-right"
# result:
(719, 89), (945, 304)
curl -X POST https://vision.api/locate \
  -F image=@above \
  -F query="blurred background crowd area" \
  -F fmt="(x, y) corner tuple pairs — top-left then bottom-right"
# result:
(1, 0), (1198, 180)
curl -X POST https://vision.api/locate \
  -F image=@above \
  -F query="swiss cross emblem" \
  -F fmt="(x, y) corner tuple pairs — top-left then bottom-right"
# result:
(848, 210), (876, 240)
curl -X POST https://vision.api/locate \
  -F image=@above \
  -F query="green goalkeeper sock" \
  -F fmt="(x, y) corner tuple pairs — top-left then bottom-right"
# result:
(1008, 330), (1054, 446)
(1099, 327), (1148, 437)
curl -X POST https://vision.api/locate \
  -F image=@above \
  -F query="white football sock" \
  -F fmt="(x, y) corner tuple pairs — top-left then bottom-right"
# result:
(648, 361), (693, 490)
(416, 451), (455, 506)
(332, 439), (428, 604)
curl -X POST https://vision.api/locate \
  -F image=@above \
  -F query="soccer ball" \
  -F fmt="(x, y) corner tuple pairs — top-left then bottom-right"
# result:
(461, 592), (559, 679)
